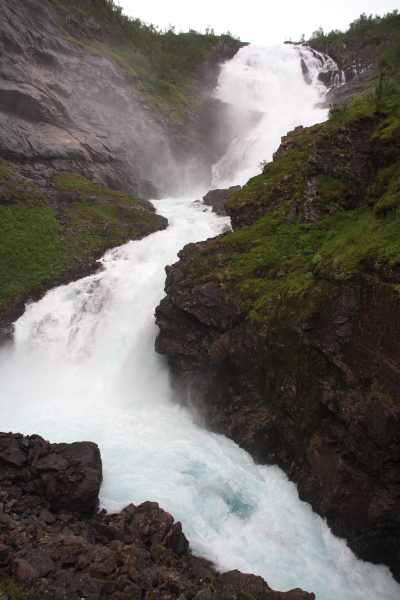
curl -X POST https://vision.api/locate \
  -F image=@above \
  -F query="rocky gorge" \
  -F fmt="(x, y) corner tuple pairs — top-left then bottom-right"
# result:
(155, 103), (400, 579)
(1, 0), (400, 597)
(0, 432), (315, 600)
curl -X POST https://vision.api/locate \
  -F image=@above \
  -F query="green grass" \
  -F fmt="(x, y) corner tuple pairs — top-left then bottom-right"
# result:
(0, 169), (164, 311)
(0, 158), (11, 183)
(0, 579), (32, 600)
(53, 171), (144, 207)
(180, 204), (400, 323)
(175, 105), (400, 324)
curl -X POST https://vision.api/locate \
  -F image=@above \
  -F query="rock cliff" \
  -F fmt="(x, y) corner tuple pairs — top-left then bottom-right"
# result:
(155, 109), (400, 579)
(0, 0), (243, 337)
(0, 432), (315, 600)
(0, 0), (243, 199)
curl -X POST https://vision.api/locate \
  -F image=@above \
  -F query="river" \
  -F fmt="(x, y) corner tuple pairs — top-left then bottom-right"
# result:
(0, 45), (399, 600)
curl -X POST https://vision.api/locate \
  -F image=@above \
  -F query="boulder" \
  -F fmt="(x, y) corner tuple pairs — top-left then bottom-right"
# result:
(202, 186), (241, 216)
(0, 431), (315, 600)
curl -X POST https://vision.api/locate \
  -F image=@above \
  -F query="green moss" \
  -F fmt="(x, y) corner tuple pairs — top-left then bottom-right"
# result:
(227, 127), (316, 218)
(371, 117), (400, 141)
(89, 573), (108, 581)
(123, 545), (140, 557)
(0, 159), (12, 184)
(0, 171), (164, 311)
(178, 108), (400, 324)
(237, 593), (256, 600)
(0, 579), (32, 600)
(316, 175), (347, 202)
(0, 196), (65, 308)
(53, 172), (141, 206)
(152, 545), (167, 559)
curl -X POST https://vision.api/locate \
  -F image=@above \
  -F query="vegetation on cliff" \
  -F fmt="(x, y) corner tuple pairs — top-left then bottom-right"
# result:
(155, 14), (400, 578)
(309, 10), (400, 61)
(45, 0), (241, 117)
(176, 114), (400, 323)
(174, 11), (400, 323)
(0, 166), (167, 314)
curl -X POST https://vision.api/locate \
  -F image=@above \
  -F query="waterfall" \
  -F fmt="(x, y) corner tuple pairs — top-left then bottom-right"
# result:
(0, 46), (399, 600)
(211, 44), (337, 188)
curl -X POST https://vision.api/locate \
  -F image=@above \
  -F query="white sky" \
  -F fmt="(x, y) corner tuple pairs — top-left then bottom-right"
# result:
(117, 0), (399, 44)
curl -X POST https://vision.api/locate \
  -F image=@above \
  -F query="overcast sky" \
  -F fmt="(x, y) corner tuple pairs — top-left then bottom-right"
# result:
(117, 0), (398, 44)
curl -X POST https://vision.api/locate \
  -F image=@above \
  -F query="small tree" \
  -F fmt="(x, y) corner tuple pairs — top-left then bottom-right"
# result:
(376, 57), (389, 110)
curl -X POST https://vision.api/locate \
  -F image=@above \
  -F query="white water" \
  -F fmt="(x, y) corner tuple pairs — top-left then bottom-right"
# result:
(1, 45), (400, 600)
(212, 44), (330, 187)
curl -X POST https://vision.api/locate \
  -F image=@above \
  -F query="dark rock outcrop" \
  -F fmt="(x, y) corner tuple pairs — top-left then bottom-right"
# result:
(0, 432), (315, 600)
(305, 37), (384, 107)
(202, 186), (241, 216)
(0, 432), (102, 518)
(155, 116), (400, 580)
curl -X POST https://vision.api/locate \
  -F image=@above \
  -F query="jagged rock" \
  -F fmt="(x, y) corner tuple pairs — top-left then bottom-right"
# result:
(0, 437), (27, 467)
(0, 433), (102, 518)
(0, 431), (315, 600)
(202, 186), (241, 216)
(155, 118), (400, 581)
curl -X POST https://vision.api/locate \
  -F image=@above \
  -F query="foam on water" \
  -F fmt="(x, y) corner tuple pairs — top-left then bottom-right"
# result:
(1, 44), (399, 600)
(212, 44), (329, 187)
(0, 198), (399, 600)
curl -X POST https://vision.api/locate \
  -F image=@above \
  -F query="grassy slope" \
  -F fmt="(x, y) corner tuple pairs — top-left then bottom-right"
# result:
(174, 11), (400, 324)
(0, 168), (166, 311)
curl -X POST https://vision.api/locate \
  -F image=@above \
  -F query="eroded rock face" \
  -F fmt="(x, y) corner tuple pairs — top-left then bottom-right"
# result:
(156, 262), (400, 581)
(155, 120), (400, 580)
(202, 186), (241, 216)
(0, 433), (102, 517)
(0, 0), (157, 198)
(0, 0), (242, 199)
(0, 432), (315, 600)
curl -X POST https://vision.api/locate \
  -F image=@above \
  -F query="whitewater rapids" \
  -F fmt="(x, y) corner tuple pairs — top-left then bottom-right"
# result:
(0, 44), (399, 600)
(0, 198), (399, 600)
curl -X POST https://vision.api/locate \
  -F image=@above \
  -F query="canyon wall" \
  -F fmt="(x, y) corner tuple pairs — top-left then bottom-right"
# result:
(155, 114), (400, 580)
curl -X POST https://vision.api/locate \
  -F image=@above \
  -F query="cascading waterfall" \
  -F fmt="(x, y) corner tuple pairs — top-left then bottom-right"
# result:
(211, 44), (338, 188)
(0, 46), (399, 600)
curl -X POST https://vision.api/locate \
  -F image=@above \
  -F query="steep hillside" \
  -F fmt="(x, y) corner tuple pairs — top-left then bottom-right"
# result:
(0, 0), (243, 337)
(0, 0), (243, 198)
(155, 13), (400, 580)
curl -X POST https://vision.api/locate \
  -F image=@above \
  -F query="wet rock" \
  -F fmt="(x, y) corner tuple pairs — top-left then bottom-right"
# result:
(12, 558), (38, 584)
(35, 455), (69, 472)
(0, 543), (12, 565)
(0, 431), (315, 600)
(202, 186), (241, 216)
(163, 521), (189, 554)
(155, 152), (400, 583)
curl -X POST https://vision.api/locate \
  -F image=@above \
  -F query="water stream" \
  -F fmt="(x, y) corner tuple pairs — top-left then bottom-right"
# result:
(0, 45), (399, 600)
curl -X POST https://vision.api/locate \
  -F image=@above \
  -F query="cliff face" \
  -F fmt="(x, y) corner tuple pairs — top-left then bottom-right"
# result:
(0, 0), (242, 199)
(155, 112), (400, 579)
(0, 0), (243, 336)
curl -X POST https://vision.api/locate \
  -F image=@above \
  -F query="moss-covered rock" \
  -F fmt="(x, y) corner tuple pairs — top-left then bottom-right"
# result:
(155, 106), (400, 579)
(0, 167), (167, 338)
